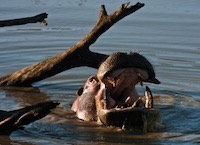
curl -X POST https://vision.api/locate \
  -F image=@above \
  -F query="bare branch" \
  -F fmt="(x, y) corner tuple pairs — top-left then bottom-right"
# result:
(99, 5), (108, 19)
(0, 2), (144, 86)
(0, 13), (48, 27)
(0, 101), (59, 134)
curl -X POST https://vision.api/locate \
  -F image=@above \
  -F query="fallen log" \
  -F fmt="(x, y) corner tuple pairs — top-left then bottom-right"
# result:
(0, 101), (59, 134)
(0, 13), (48, 27)
(0, 2), (144, 86)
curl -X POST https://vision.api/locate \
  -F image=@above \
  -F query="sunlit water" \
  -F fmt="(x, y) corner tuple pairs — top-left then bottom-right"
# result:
(0, 0), (200, 144)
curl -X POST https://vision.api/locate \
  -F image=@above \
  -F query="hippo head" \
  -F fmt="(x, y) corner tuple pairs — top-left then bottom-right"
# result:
(95, 52), (161, 130)
(72, 52), (162, 131)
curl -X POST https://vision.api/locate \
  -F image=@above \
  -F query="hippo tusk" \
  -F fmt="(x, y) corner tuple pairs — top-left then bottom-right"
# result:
(145, 86), (153, 108)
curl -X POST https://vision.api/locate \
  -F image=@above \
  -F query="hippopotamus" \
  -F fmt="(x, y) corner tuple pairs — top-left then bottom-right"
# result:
(71, 52), (162, 131)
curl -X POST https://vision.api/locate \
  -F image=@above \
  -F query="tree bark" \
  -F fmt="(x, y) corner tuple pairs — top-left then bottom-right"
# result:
(0, 13), (48, 27)
(0, 2), (144, 86)
(0, 101), (59, 134)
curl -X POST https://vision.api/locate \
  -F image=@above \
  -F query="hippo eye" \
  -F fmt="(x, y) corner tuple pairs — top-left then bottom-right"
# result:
(89, 78), (93, 82)
(89, 77), (96, 82)
(88, 75), (98, 83)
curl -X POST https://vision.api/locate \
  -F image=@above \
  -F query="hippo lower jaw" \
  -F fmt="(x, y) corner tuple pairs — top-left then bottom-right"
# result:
(98, 106), (162, 132)
(96, 86), (163, 131)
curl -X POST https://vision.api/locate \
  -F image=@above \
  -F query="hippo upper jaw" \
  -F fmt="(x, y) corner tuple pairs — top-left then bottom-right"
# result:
(99, 68), (152, 108)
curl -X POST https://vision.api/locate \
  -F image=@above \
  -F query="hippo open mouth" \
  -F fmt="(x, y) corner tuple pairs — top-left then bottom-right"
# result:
(96, 52), (160, 110)
(96, 68), (155, 110)
(96, 76), (162, 132)
(95, 52), (162, 131)
(71, 52), (162, 131)
(81, 73), (162, 131)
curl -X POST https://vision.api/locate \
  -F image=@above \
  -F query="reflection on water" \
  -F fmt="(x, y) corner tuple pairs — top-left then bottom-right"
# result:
(0, 0), (200, 144)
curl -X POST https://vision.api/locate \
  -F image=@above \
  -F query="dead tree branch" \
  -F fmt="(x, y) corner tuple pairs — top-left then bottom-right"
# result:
(0, 101), (59, 134)
(0, 13), (48, 27)
(0, 2), (144, 86)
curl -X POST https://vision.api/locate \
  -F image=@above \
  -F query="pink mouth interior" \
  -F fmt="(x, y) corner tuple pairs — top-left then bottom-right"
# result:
(101, 69), (144, 109)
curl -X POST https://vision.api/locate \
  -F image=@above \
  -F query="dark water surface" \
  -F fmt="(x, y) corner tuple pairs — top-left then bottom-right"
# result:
(0, 0), (200, 144)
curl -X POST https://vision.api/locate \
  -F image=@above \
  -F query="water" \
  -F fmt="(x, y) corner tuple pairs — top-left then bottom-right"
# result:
(0, 0), (200, 144)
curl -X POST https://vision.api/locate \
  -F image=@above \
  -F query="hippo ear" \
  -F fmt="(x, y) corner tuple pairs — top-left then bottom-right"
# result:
(77, 87), (84, 96)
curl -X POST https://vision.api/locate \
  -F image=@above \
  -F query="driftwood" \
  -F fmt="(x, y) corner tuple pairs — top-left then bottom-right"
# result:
(0, 2), (144, 86)
(0, 13), (48, 27)
(0, 101), (59, 134)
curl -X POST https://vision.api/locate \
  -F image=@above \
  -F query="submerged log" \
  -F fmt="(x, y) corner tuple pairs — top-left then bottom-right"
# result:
(0, 13), (48, 27)
(0, 101), (59, 134)
(0, 2), (144, 86)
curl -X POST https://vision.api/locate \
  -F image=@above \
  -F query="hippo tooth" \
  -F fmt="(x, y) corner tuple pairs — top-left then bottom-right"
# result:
(145, 86), (153, 108)
(103, 87), (106, 100)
